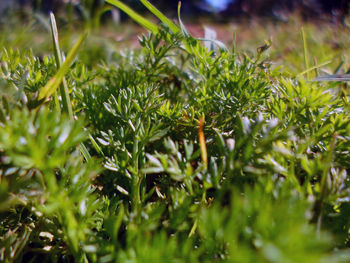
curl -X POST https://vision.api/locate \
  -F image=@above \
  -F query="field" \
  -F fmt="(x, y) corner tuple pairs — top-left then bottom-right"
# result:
(0, 1), (350, 262)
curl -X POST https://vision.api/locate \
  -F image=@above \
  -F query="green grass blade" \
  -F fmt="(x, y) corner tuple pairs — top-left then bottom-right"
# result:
(80, 142), (92, 160)
(50, 12), (63, 66)
(38, 31), (87, 100)
(301, 27), (311, 80)
(106, 0), (158, 34)
(48, 13), (91, 161)
(232, 30), (237, 58)
(140, 0), (180, 34)
(49, 12), (73, 118)
(177, 1), (190, 37)
(297, 60), (332, 78)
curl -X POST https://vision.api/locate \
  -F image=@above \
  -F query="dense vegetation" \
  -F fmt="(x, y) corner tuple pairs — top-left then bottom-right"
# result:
(0, 0), (350, 262)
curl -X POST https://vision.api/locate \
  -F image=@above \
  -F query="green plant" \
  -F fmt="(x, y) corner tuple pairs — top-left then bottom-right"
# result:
(0, 1), (349, 262)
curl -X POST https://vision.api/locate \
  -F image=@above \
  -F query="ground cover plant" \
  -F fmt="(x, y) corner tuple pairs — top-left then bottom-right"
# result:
(0, 1), (350, 262)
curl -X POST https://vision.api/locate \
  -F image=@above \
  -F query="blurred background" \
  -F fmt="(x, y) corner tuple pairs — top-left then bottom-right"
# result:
(1, 0), (349, 73)
(0, 0), (349, 24)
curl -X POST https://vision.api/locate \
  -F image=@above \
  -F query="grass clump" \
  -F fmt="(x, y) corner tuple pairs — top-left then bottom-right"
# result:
(0, 1), (350, 262)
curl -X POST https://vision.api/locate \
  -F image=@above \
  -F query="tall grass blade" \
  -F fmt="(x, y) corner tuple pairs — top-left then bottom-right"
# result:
(232, 30), (237, 58)
(50, 12), (62, 68)
(49, 12), (73, 118)
(106, 0), (158, 34)
(177, 2), (190, 37)
(140, 0), (180, 34)
(297, 60), (332, 78)
(301, 27), (311, 80)
(47, 13), (91, 161)
(38, 31), (87, 100)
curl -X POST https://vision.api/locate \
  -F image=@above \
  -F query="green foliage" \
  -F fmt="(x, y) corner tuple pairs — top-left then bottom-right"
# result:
(0, 2), (350, 262)
(0, 107), (102, 262)
(197, 187), (332, 263)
